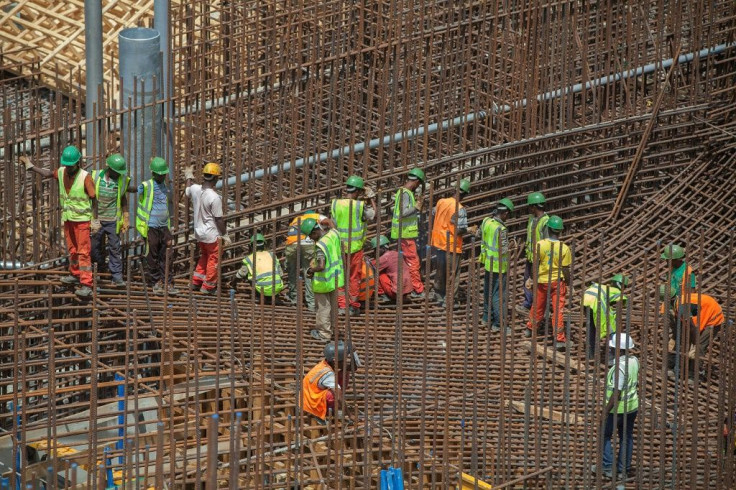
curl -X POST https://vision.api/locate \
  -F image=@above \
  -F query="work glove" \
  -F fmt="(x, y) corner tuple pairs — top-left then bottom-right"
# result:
(415, 197), (424, 212)
(467, 225), (478, 235)
(305, 267), (315, 279)
(525, 278), (533, 290)
(20, 156), (34, 171)
(183, 165), (195, 180)
(120, 212), (130, 234)
(364, 186), (376, 199)
(90, 219), (102, 234)
(221, 234), (232, 246)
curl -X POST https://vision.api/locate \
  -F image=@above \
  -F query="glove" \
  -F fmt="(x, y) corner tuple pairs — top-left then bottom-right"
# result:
(120, 212), (130, 233)
(90, 219), (101, 234)
(305, 267), (315, 279)
(183, 165), (195, 180)
(467, 225), (478, 235)
(415, 197), (424, 212)
(364, 186), (376, 199)
(525, 278), (533, 290)
(221, 234), (232, 246)
(20, 156), (34, 171)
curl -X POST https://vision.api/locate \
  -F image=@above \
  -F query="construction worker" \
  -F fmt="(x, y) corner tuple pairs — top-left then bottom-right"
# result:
(660, 285), (724, 361)
(330, 175), (376, 315)
(136, 157), (178, 295)
(285, 211), (327, 311)
(526, 215), (572, 351)
(661, 244), (697, 301)
(391, 168), (427, 298)
(302, 340), (361, 422)
(478, 198), (514, 333)
(430, 179), (476, 307)
(184, 163), (230, 294)
(583, 274), (630, 360)
(367, 235), (413, 303)
(302, 218), (344, 341)
(90, 154), (132, 287)
(592, 332), (639, 479)
(232, 234), (284, 301)
(517, 192), (549, 315)
(24, 146), (96, 298)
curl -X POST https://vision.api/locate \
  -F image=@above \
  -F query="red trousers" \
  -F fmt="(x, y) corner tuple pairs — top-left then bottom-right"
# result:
(192, 241), (220, 291)
(398, 239), (424, 293)
(527, 281), (568, 342)
(65, 221), (93, 287)
(338, 250), (363, 308)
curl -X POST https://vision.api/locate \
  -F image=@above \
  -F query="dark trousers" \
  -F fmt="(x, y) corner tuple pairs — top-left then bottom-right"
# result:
(433, 248), (461, 300)
(91, 221), (123, 281)
(146, 226), (172, 284)
(483, 271), (507, 327)
(522, 260), (534, 308)
(603, 410), (637, 473)
(585, 307), (599, 359)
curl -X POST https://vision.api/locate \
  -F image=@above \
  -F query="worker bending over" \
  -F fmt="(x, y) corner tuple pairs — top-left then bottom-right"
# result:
(232, 234), (284, 302)
(302, 340), (361, 423)
(391, 168), (427, 299)
(583, 274), (629, 360)
(368, 235), (413, 303)
(285, 211), (326, 311)
(478, 198), (514, 334)
(518, 192), (549, 315)
(24, 146), (96, 298)
(661, 244), (697, 301)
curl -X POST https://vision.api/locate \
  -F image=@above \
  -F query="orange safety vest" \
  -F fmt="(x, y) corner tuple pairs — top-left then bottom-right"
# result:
(430, 197), (463, 253)
(358, 258), (375, 301)
(286, 213), (322, 245)
(302, 360), (333, 419)
(684, 293), (724, 331)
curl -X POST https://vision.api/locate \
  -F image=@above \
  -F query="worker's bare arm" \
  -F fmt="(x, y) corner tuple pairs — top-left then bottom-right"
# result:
(26, 161), (54, 179)
(214, 216), (226, 237)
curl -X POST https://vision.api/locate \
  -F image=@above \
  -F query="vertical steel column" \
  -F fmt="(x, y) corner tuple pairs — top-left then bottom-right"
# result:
(83, 0), (103, 166)
(154, 0), (173, 164)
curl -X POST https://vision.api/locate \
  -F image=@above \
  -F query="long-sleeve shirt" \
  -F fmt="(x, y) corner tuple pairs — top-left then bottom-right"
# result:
(377, 250), (413, 294)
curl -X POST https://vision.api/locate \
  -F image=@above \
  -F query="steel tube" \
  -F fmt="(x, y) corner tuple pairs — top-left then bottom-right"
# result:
(83, 0), (103, 165)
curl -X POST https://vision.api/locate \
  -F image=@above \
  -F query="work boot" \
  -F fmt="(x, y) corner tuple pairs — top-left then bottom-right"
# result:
(348, 306), (361, 316)
(200, 287), (216, 296)
(492, 325), (513, 335)
(310, 329), (328, 341)
(555, 340), (571, 352)
(60, 275), (80, 285)
(168, 285), (180, 296)
(338, 308), (346, 315)
(410, 291), (425, 300)
(377, 294), (391, 304)
(515, 304), (530, 316)
(590, 464), (612, 479)
(74, 286), (92, 298)
(152, 282), (164, 295)
(111, 277), (125, 288)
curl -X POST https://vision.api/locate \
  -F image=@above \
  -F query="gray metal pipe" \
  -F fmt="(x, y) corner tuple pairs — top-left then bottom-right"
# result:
(83, 0), (103, 165)
(154, 0), (173, 164)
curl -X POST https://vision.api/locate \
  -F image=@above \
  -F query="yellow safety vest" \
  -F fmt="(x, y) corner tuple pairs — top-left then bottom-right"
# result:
(479, 216), (507, 273)
(313, 229), (345, 293)
(136, 179), (170, 238)
(242, 251), (284, 296)
(331, 199), (366, 253)
(391, 188), (418, 239)
(605, 356), (639, 414)
(58, 168), (92, 223)
(525, 213), (549, 261)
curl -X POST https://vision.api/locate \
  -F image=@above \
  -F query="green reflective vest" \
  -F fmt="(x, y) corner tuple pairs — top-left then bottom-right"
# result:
(480, 216), (508, 273)
(391, 188), (418, 239)
(58, 168), (92, 223)
(525, 213), (549, 261)
(136, 179), (170, 239)
(605, 356), (639, 414)
(331, 198), (366, 253)
(583, 284), (625, 339)
(93, 170), (130, 233)
(313, 229), (345, 293)
(243, 251), (284, 296)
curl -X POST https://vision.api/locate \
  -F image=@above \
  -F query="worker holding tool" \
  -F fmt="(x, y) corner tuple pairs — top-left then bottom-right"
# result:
(23, 146), (96, 298)
(90, 154), (132, 288)
(430, 179), (476, 307)
(330, 175), (376, 315)
(390, 167), (427, 299)
(184, 162), (230, 295)
(302, 340), (361, 423)
(525, 215), (572, 351)
(517, 192), (549, 316)
(583, 274), (630, 360)
(367, 235), (413, 303)
(232, 234), (284, 301)
(285, 211), (327, 311)
(136, 157), (178, 295)
(592, 332), (639, 480)
(661, 244), (697, 301)
(302, 218), (344, 341)
(477, 198), (514, 333)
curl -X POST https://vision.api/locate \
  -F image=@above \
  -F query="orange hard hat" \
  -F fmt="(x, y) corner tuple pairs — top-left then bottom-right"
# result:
(203, 162), (222, 177)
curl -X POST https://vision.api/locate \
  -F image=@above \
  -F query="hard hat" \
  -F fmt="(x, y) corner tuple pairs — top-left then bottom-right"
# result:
(150, 157), (169, 175)
(324, 340), (356, 364)
(203, 162), (222, 177)
(300, 217), (319, 236)
(346, 175), (365, 191)
(105, 154), (127, 174)
(407, 168), (426, 182)
(527, 192), (546, 206)
(497, 198), (514, 212)
(370, 235), (390, 248)
(608, 332), (635, 350)
(609, 274), (630, 287)
(547, 215), (564, 231)
(252, 233), (266, 245)
(658, 284), (677, 300)
(458, 179), (471, 194)
(60, 146), (81, 166)
(660, 244), (685, 260)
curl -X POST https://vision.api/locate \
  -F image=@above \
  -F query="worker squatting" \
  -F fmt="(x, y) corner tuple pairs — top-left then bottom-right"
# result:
(23, 149), (730, 479)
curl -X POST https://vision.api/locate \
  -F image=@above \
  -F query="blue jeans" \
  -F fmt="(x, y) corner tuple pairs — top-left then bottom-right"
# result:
(603, 410), (637, 473)
(522, 260), (534, 308)
(483, 271), (507, 326)
(91, 220), (122, 281)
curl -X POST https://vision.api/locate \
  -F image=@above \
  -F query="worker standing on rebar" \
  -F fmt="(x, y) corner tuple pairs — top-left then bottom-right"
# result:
(525, 215), (572, 351)
(23, 146), (96, 298)
(285, 211), (327, 311)
(661, 244), (697, 301)
(583, 274), (629, 360)
(390, 168), (427, 299)
(302, 218), (344, 341)
(517, 192), (549, 316)
(430, 179), (476, 307)
(90, 154), (132, 288)
(184, 163), (230, 295)
(232, 234), (284, 302)
(367, 235), (413, 303)
(477, 198), (514, 334)
(136, 157), (178, 295)
(330, 175), (376, 315)
(302, 340), (361, 423)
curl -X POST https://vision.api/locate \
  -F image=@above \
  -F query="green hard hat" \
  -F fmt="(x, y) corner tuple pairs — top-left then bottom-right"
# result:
(370, 235), (390, 248)
(252, 233), (266, 245)
(547, 215), (564, 231)
(659, 284), (677, 300)
(346, 175), (365, 190)
(458, 179), (471, 194)
(60, 145), (81, 166)
(300, 217), (319, 236)
(497, 198), (514, 212)
(527, 192), (546, 206)
(407, 168), (426, 182)
(105, 154), (127, 174)
(661, 244), (685, 260)
(609, 274), (630, 287)
(150, 157), (169, 175)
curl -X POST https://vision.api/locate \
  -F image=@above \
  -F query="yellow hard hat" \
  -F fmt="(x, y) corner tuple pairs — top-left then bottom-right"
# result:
(203, 162), (222, 177)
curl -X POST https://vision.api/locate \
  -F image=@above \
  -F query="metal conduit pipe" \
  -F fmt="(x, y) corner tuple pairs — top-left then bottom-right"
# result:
(83, 0), (103, 164)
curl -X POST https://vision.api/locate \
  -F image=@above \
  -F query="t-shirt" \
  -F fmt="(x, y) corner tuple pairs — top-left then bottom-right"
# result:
(186, 184), (223, 243)
(95, 172), (119, 222)
(377, 250), (413, 294)
(138, 180), (171, 228)
(53, 168), (95, 198)
(536, 238), (571, 283)
(317, 370), (336, 390)
(670, 261), (697, 298)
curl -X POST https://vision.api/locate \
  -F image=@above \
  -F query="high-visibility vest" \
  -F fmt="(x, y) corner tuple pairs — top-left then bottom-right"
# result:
(672, 263), (696, 302)
(683, 293), (724, 331)
(136, 179), (170, 238)
(93, 169), (130, 233)
(525, 213), (549, 261)
(583, 284), (624, 339)
(243, 251), (284, 296)
(391, 188), (418, 239)
(58, 168), (92, 223)
(302, 360), (333, 419)
(331, 199), (366, 253)
(430, 197), (463, 253)
(479, 216), (507, 273)
(313, 229), (345, 293)
(605, 356), (639, 414)
(358, 258), (375, 301)
(286, 213), (322, 245)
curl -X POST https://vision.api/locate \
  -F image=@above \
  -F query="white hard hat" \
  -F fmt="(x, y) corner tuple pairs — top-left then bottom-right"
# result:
(608, 332), (635, 350)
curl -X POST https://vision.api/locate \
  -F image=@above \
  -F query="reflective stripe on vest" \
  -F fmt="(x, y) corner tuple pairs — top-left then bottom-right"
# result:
(525, 214), (549, 261)
(358, 259), (375, 301)
(93, 170), (130, 233)
(58, 168), (92, 222)
(331, 199), (366, 253)
(605, 356), (639, 414)
(313, 229), (345, 293)
(584, 284), (618, 339)
(286, 213), (322, 245)
(302, 360), (333, 419)
(391, 188), (418, 239)
(243, 251), (284, 296)
(430, 197), (463, 253)
(135, 179), (170, 238)
(480, 216), (507, 273)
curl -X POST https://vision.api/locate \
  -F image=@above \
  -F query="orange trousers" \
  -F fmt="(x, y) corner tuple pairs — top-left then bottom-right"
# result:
(192, 241), (220, 292)
(338, 250), (363, 308)
(64, 221), (93, 287)
(398, 239), (424, 293)
(527, 281), (568, 342)
(377, 273), (398, 299)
